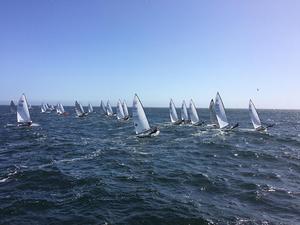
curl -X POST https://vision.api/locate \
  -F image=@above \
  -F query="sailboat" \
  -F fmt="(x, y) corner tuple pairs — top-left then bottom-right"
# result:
(132, 94), (159, 137)
(188, 99), (203, 126)
(249, 99), (271, 131)
(56, 103), (67, 115)
(88, 103), (94, 113)
(181, 100), (190, 124)
(207, 99), (218, 128)
(100, 100), (107, 115)
(169, 99), (181, 125)
(75, 101), (88, 117)
(106, 100), (114, 116)
(41, 103), (47, 113)
(214, 92), (238, 130)
(10, 100), (16, 113)
(122, 100), (130, 120)
(17, 94), (32, 126)
(116, 100), (126, 120)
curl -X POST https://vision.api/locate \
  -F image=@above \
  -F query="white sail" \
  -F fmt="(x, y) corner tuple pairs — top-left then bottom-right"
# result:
(181, 100), (189, 121)
(132, 94), (151, 134)
(249, 99), (262, 130)
(41, 103), (46, 113)
(17, 94), (31, 123)
(122, 100), (129, 118)
(189, 99), (200, 125)
(59, 103), (65, 114)
(56, 103), (65, 114)
(100, 100), (107, 115)
(209, 99), (218, 125)
(88, 103), (93, 113)
(214, 92), (229, 129)
(56, 104), (61, 114)
(106, 101), (113, 116)
(75, 101), (84, 116)
(169, 99), (179, 123)
(116, 100), (125, 120)
(10, 100), (16, 113)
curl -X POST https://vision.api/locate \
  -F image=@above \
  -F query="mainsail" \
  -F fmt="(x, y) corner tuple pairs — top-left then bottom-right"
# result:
(214, 92), (229, 129)
(209, 99), (218, 125)
(88, 103), (93, 113)
(106, 101), (114, 116)
(132, 94), (151, 134)
(75, 101), (85, 116)
(181, 100), (189, 122)
(17, 94), (32, 124)
(189, 99), (200, 125)
(10, 100), (16, 113)
(122, 100), (129, 118)
(169, 99), (179, 123)
(100, 100), (107, 115)
(249, 99), (262, 130)
(116, 100), (125, 120)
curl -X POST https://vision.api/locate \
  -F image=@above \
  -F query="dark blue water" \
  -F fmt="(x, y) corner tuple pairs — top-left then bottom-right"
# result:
(0, 106), (300, 225)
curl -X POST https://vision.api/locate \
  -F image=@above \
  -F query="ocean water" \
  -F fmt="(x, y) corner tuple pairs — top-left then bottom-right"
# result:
(0, 106), (300, 225)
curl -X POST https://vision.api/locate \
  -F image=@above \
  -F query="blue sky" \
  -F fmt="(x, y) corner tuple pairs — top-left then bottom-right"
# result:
(0, 0), (300, 109)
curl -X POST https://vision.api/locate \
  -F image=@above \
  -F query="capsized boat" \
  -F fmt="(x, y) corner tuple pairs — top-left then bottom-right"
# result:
(132, 94), (159, 137)
(169, 99), (181, 125)
(75, 101), (88, 117)
(17, 94), (32, 126)
(214, 92), (238, 130)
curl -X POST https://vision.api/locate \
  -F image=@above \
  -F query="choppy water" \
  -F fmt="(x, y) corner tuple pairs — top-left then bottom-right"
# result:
(0, 106), (300, 225)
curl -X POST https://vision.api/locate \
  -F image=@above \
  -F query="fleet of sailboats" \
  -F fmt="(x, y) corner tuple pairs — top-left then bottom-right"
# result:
(9, 92), (272, 135)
